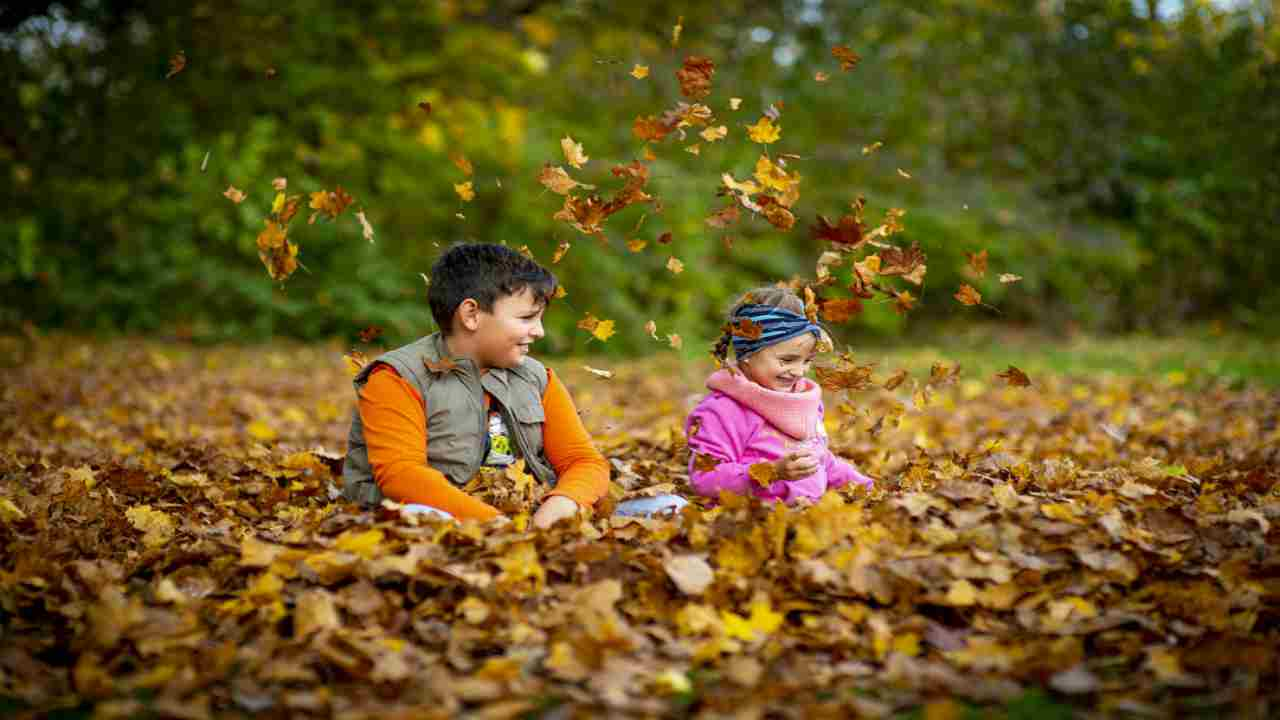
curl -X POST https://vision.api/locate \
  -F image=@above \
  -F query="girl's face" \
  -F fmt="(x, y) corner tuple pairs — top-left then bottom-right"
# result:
(740, 332), (818, 392)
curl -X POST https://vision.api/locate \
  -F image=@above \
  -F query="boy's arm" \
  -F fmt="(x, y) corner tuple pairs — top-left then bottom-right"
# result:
(359, 364), (501, 521)
(540, 368), (610, 509)
(686, 396), (756, 498)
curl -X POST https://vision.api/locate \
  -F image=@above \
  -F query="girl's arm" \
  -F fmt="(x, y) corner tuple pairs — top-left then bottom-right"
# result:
(686, 396), (757, 499)
(818, 403), (874, 490)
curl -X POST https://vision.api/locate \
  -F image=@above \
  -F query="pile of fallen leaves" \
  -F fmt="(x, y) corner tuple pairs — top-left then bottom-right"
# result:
(2, 336), (1279, 718)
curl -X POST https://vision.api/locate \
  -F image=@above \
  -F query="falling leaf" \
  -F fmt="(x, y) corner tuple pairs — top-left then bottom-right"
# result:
(633, 115), (672, 142)
(552, 241), (571, 264)
(577, 312), (616, 342)
(657, 231), (673, 245)
(705, 204), (740, 229)
(954, 284), (982, 306)
(811, 214), (864, 249)
(666, 257), (684, 274)
(897, 168), (912, 179)
(814, 71), (829, 82)
(820, 298), (862, 323)
(685, 143), (701, 156)
(965, 249), (989, 278)
(561, 136), (589, 168)
(831, 45), (861, 71)
(223, 186), (246, 204)
(644, 320), (659, 340)
(272, 177), (287, 191)
(454, 181), (475, 202)
(451, 153), (474, 176)
(246, 419), (277, 442)
(676, 55), (715, 99)
(537, 165), (592, 195)
(630, 64), (649, 79)
(166, 51), (187, 79)
(356, 210), (375, 243)
(309, 187), (354, 223)
(667, 334), (683, 349)
(418, 101), (432, 114)
(699, 125), (728, 143)
(862, 141), (883, 155)
(995, 365), (1032, 387)
(883, 368), (909, 391)
(627, 239), (647, 252)
(671, 15), (683, 47)
(583, 366), (613, 380)
(746, 116), (781, 144)
(999, 273), (1023, 284)
(200, 151), (210, 172)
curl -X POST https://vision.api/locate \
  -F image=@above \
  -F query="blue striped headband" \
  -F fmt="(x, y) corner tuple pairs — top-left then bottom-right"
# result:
(729, 303), (825, 360)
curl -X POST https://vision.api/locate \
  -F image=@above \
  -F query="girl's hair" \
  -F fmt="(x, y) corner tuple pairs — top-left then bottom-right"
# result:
(712, 285), (809, 365)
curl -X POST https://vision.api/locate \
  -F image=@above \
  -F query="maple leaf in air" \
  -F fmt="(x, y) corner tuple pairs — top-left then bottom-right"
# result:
(577, 312), (616, 342)
(966, 249), (989, 278)
(223, 186), (246, 204)
(746, 116), (781, 144)
(166, 51), (186, 79)
(811, 214), (865, 250)
(832, 45), (861, 71)
(955, 284), (982, 306)
(676, 55), (715, 99)
(561, 136), (589, 168)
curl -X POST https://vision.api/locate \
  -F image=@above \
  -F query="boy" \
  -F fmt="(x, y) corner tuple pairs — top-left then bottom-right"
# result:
(342, 243), (606, 529)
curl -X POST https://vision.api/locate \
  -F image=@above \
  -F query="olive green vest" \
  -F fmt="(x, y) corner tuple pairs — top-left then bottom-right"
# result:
(342, 332), (556, 508)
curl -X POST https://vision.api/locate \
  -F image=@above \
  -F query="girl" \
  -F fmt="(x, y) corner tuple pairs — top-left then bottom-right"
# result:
(685, 287), (874, 504)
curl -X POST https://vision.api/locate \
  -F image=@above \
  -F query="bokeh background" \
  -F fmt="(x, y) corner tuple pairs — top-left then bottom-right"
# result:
(3, 0), (1278, 359)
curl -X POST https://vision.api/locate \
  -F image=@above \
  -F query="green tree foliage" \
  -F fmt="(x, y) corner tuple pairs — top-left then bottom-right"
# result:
(1, 0), (1277, 351)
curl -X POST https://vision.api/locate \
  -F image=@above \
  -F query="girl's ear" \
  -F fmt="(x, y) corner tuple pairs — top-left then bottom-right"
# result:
(456, 298), (482, 331)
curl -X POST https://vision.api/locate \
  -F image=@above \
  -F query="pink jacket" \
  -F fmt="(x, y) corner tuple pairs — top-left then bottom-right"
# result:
(685, 368), (874, 503)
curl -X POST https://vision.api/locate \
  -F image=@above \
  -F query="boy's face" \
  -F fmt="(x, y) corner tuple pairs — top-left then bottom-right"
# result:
(471, 287), (546, 369)
(740, 332), (817, 393)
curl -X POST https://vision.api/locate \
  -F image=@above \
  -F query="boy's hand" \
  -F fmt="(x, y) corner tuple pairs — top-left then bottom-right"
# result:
(774, 449), (820, 480)
(532, 494), (580, 529)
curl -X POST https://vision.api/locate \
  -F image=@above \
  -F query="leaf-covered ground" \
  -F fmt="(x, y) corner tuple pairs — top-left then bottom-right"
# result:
(2, 336), (1279, 718)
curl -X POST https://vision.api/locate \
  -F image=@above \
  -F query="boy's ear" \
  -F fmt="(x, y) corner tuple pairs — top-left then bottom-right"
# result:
(455, 298), (482, 332)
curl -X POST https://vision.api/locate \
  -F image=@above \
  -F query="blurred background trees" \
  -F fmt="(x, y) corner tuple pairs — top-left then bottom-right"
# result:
(2, 0), (1277, 354)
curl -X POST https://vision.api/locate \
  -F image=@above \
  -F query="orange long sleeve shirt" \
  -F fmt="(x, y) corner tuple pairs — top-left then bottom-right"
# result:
(357, 363), (609, 520)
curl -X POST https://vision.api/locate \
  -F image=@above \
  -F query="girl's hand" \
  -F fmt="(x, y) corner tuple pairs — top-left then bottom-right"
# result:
(774, 449), (820, 480)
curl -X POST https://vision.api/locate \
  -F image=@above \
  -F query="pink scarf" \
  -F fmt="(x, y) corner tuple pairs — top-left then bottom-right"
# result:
(705, 367), (822, 440)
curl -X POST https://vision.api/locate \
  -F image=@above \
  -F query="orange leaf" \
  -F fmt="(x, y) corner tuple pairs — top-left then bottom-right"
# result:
(996, 365), (1032, 387)
(965, 249), (989, 278)
(223, 186), (246, 204)
(748, 462), (778, 488)
(166, 50), (187, 79)
(676, 55), (715, 99)
(831, 45), (861, 71)
(820, 298), (862, 323)
(561, 136), (589, 168)
(954, 284), (982, 306)
(630, 64), (650, 79)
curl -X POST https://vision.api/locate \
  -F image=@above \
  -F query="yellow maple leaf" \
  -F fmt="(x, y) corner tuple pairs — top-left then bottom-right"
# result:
(630, 64), (649, 79)
(454, 181), (475, 202)
(722, 596), (784, 641)
(746, 116), (781, 144)
(667, 256), (685, 274)
(0, 498), (27, 523)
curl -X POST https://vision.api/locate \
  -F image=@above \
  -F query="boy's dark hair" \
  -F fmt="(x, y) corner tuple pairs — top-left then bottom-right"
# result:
(428, 243), (558, 334)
